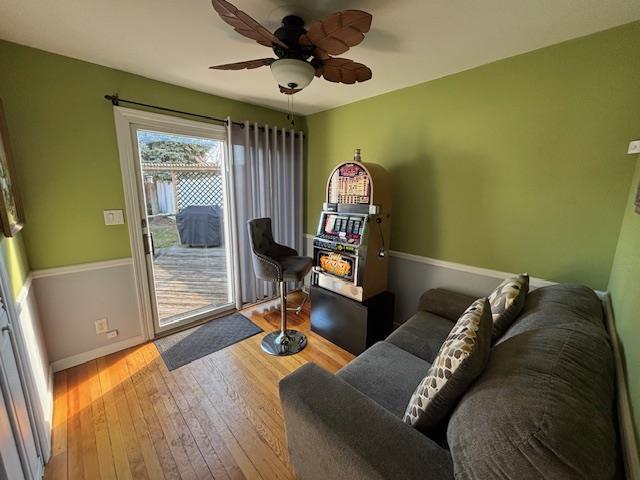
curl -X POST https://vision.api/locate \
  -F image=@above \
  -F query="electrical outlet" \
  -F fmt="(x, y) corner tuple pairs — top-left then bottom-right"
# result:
(628, 140), (640, 154)
(106, 330), (118, 339)
(95, 318), (108, 334)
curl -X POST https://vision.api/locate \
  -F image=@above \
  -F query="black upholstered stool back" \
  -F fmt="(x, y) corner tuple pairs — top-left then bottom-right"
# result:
(247, 217), (310, 356)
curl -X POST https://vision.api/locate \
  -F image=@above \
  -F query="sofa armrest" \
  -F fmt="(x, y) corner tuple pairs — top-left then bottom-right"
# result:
(279, 363), (454, 480)
(417, 288), (476, 321)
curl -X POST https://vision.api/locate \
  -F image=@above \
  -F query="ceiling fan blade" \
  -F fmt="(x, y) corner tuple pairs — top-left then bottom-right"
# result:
(279, 85), (302, 95)
(320, 58), (372, 84)
(210, 58), (276, 70)
(300, 10), (372, 57)
(211, 0), (288, 50)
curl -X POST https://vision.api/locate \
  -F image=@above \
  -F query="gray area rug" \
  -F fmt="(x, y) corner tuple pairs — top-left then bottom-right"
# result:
(155, 312), (262, 371)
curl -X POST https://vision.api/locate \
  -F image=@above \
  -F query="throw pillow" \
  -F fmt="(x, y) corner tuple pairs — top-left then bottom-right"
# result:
(488, 273), (529, 340)
(403, 297), (492, 432)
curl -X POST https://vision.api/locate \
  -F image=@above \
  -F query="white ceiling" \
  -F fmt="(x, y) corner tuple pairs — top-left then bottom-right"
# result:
(1, 0), (639, 115)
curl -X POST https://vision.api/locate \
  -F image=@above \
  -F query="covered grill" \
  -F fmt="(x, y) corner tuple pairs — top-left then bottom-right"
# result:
(176, 205), (223, 247)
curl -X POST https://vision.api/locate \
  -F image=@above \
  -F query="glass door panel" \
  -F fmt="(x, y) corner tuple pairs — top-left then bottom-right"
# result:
(134, 128), (234, 332)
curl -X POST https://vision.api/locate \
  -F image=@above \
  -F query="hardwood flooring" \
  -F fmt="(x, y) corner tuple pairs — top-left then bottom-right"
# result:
(44, 292), (354, 480)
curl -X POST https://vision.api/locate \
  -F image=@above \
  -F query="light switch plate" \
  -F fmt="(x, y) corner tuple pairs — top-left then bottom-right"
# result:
(628, 140), (640, 154)
(103, 209), (125, 225)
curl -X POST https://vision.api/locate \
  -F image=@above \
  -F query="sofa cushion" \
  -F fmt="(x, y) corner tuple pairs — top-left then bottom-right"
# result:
(386, 311), (455, 363)
(337, 341), (430, 418)
(488, 273), (529, 340)
(403, 298), (492, 432)
(497, 283), (604, 343)
(447, 292), (616, 479)
(417, 288), (476, 321)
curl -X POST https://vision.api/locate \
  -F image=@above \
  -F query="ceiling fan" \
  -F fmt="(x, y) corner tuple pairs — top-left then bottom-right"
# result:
(208, 0), (373, 95)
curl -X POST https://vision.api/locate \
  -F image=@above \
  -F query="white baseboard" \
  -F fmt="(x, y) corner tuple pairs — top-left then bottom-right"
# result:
(51, 335), (145, 372)
(602, 294), (640, 479)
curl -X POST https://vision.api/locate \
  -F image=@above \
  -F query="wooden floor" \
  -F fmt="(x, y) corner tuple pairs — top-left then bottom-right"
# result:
(153, 247), (230, 322)
(44, 292), (354, 480)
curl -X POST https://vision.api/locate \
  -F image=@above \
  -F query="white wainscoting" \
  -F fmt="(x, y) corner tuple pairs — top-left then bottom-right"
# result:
(303, 234), (555, 323)
(31, 258), (145, 372)
(387, 250), (557, 323)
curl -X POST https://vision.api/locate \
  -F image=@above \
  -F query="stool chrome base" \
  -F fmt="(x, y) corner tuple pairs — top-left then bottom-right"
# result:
(261, 330), (308, 356)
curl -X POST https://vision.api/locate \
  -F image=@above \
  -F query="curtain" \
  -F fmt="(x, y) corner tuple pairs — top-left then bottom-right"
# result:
(226, 120), (304, 307)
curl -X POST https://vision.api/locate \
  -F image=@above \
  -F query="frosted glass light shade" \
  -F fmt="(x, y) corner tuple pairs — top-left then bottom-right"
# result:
(270, 59), (315, 90)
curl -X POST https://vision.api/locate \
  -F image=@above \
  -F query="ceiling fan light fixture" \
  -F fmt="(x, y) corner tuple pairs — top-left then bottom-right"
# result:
(270, 59), (314, 90)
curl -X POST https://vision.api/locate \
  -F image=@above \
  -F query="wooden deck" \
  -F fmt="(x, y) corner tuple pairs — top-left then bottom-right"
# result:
(44, 292), (354, 480)
(152, 247), (230, 322)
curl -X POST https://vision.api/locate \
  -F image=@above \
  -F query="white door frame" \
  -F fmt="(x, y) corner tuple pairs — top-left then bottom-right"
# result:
(0, 255), (44, 479)
(112, 106), (236, 339)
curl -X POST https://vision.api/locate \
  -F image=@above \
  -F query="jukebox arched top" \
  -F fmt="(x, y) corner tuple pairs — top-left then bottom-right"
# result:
(325, 160), (391, 211)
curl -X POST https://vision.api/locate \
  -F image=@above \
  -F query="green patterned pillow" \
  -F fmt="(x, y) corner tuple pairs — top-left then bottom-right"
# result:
(488, 273), (529, 340)
(403, 298), (492, 432)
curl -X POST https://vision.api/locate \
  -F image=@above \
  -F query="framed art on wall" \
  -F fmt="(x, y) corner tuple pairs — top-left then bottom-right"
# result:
(0, 99), (25, 237)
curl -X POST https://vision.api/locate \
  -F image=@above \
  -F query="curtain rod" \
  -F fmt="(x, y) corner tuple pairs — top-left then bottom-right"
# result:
(103, 94), (300, 135)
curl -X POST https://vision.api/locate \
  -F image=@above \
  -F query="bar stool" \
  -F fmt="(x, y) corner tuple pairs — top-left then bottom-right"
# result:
(247, 218), (312, 356)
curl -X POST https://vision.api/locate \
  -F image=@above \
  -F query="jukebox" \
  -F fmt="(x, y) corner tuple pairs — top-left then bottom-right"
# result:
(310, 150), (394, 355)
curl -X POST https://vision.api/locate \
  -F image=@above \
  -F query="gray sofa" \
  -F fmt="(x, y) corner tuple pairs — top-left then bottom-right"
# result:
(280, 284), (619, 479)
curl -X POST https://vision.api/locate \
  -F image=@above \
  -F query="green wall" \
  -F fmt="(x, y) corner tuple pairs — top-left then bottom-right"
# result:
(305, 21), (640, 290)
(0, 40), (295, 270)
(608, 156), (640, 443)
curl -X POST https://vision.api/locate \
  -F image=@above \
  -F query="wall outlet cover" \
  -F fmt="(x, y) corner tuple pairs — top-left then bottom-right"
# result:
(628, 140), (640, 154)
(106, 330), (119, 339)
(95, 318), (108, 334)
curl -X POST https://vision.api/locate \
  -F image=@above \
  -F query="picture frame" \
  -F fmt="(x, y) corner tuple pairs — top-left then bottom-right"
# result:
(0, 98), (25, 237)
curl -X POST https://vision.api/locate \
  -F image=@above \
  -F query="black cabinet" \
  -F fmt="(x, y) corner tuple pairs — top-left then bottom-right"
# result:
(310, 286), (394, 355)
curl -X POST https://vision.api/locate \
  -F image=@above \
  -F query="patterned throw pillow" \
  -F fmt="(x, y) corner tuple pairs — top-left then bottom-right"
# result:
(403, 298), (492, 432)
(488, 273), (529, 340)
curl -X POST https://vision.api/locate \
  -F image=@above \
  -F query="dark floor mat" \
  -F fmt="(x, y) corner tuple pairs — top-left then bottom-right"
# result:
(154, 312), (263, 370)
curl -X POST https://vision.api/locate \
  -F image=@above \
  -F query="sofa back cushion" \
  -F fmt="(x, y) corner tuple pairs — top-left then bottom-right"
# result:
(497, 283), (604, 342)
(447, 285), (617, 479)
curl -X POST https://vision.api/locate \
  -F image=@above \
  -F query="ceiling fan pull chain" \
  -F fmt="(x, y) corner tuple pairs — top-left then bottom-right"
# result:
(290, 95), (295, 128)
(285, 94), (295, 129)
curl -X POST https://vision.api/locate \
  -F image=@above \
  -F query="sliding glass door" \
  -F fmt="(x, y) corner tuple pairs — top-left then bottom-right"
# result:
(131, 125), (235, 334)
